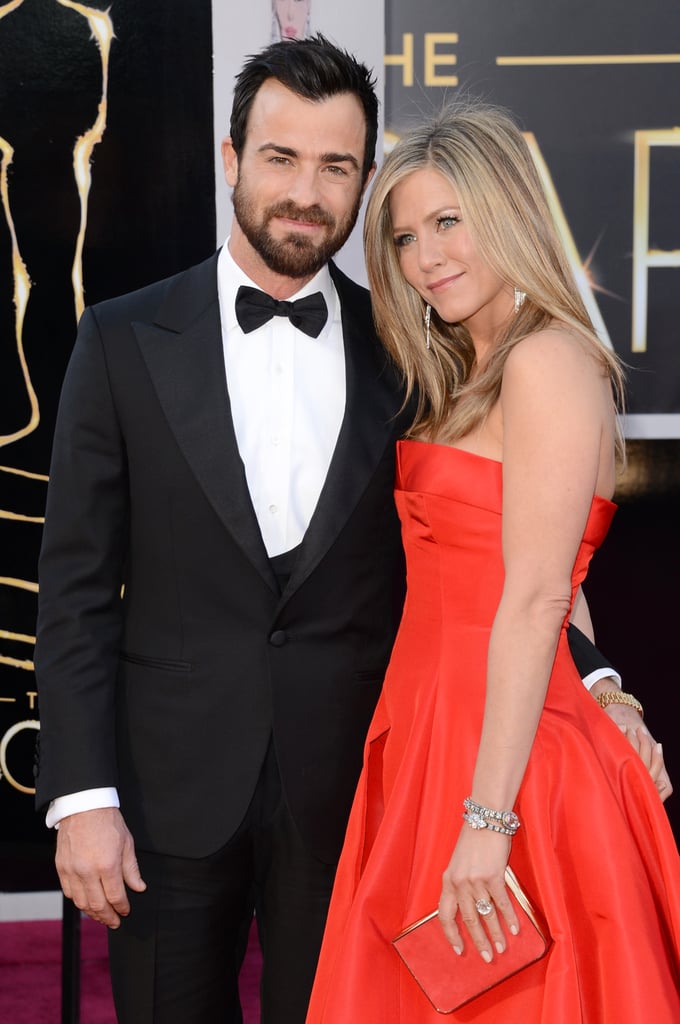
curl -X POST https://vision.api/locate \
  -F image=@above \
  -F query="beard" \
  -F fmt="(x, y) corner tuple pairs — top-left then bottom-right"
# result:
(232, 177), (363, 278)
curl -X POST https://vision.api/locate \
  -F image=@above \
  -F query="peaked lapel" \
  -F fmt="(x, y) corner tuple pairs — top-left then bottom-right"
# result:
(132, 253), (278, 593)
(281, 263), (404, 602)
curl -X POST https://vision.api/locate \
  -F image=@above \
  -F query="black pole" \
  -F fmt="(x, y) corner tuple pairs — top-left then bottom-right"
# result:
(61, 895), (81, 1024)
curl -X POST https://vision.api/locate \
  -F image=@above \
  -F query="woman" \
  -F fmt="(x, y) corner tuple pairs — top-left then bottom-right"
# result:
(307, 104), (680, 1021)
(271, 0), (311, 42)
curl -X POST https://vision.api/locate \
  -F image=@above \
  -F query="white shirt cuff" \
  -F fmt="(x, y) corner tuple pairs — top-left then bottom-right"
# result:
(582, 667), (622, 692)
(46, 788), (120, 829)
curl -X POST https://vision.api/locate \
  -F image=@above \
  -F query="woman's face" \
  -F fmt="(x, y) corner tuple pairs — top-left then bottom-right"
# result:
(388, 166), (512, 345)
(274, 0), (310, 40)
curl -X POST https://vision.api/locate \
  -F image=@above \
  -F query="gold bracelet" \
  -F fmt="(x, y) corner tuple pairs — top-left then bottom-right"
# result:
(595, 690), (644, 718)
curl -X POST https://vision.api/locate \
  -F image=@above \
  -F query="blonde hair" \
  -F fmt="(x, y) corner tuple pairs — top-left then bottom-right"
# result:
(364, 102), (625, 445)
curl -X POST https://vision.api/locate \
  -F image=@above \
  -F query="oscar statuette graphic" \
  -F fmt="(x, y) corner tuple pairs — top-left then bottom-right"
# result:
(0, 0), (216, 847)
(0, 2), (113, 840)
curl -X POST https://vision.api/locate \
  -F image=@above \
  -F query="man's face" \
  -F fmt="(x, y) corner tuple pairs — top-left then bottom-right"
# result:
(223, 79), (373, 281)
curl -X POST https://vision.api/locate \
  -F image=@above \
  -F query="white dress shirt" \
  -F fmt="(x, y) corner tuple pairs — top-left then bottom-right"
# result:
(218, 244), (345, 556)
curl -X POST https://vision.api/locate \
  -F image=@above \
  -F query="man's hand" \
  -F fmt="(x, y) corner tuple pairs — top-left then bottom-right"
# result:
(591, 678), (673, 802)
(55, 807), (146, 928)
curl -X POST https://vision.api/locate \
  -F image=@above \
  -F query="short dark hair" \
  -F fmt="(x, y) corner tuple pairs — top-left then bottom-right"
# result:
(229, 33), (379, 184)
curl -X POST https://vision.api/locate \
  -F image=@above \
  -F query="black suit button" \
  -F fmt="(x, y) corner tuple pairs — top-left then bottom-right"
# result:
(269, 630), (287, 647)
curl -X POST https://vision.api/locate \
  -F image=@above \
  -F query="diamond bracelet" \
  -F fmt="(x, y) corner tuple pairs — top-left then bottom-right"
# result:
(462, 796), (521, 837)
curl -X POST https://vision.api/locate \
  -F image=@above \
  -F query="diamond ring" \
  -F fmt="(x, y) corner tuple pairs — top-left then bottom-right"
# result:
(475, 898), (493, 916)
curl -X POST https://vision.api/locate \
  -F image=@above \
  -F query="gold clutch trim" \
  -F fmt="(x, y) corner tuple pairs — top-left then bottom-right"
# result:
(392, 865), (550, 1014)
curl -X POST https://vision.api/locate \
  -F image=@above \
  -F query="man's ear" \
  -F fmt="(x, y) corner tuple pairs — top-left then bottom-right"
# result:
(221, 137), (239, 187)
(361, 160), (377, 198)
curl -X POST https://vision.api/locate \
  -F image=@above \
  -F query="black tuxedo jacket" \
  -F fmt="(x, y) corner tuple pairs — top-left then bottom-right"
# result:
(34, 254), (408, 864)
(34, 252), (611, 865)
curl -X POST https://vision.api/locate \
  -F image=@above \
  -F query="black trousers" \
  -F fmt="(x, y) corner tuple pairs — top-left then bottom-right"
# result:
(108, 742), (337, 1023)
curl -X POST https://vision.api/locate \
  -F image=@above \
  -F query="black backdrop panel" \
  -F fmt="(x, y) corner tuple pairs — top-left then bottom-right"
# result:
(0, 0), (215, 849)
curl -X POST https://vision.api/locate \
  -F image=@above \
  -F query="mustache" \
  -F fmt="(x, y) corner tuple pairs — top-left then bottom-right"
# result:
(265, 200), (335, 229)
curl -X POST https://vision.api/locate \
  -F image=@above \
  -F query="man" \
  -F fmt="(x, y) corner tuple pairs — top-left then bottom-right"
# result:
(34, 34), (666, 1024)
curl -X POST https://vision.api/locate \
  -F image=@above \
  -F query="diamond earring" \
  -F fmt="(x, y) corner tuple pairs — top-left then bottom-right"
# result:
(513, 287), (526, 314)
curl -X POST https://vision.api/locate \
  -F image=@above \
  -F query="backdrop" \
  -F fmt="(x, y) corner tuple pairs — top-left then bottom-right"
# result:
(0, 0), (677, 860)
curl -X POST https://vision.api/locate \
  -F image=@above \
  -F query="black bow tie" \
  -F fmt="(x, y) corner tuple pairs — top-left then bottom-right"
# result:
(235, 285), (328, 339)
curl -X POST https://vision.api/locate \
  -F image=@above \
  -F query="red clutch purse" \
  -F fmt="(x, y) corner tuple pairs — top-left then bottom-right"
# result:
(392, 866), (550, 1014)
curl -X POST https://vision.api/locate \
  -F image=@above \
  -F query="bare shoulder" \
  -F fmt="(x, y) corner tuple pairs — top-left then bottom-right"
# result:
(506, 325), (600, 368)
(503, 325), (607, 391)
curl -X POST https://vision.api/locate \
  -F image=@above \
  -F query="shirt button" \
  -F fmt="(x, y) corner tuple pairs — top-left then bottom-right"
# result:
(271, 435), (280, 446)
(269, 630), (287, 647)
(268, 504), (278, 515)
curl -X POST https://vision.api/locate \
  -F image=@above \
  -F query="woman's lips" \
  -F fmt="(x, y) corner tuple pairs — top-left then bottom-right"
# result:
(429, 272), (463, 293)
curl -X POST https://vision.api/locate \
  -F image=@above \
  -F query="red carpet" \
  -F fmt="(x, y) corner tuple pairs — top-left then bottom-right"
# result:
(0, 916), (262, 1022)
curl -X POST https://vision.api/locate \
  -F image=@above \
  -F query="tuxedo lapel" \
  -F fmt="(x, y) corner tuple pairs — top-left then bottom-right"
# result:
(283, 264), (403, 600)
(132, 255), (402, 602)
(132, 254), (277, 593)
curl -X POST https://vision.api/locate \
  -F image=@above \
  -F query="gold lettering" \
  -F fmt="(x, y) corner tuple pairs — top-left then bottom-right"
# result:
(523, 133), (613, 350)
(0, 720), (39, 794)
(26, 690), (37, 709)
(632, 129), (680, 352)
(384, 33), (414, 87)
(424, 33), (458, 87)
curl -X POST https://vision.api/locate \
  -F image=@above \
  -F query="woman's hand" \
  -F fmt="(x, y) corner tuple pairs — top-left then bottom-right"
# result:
(438, 827), (517, 962)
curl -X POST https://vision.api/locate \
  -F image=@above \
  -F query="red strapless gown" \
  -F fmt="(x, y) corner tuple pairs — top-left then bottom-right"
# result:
(307, 441), (680, 1023)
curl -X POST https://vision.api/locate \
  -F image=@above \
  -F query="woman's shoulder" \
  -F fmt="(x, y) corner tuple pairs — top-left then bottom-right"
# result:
(504, 323), (603, 380)
(501, 324), (613, 420)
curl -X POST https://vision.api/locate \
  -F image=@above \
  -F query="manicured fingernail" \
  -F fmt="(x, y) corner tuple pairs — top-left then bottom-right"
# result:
(656, 743), (663, 754)
(453, 945), (462, 956)
(481, 950), (492, 963)
(495, 942), (505, 954)
(510, 923), (519, 935)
